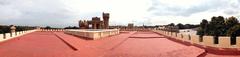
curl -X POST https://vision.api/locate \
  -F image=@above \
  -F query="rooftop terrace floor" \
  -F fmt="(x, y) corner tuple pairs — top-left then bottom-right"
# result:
(0, 31), (239, 57)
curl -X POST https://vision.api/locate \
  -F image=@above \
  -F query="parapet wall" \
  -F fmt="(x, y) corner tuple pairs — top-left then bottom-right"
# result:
(120, 28), (154, 31)
(38, 29), (66, 32)
(65, 29), (120, 40)
(0, 29), (71, 43)
(152, 30), (240, 48)
(0, 29), (37, 42)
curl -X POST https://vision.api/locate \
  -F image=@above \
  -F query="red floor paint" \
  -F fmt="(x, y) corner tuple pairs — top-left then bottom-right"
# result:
(0, 32), (78, 57)
(0, 31), (239, 57)
(129, 32), (165, 38)
(103, 37), (204, 57)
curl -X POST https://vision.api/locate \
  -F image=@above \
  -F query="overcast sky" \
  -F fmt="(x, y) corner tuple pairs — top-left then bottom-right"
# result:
(0, 0), (240, 27)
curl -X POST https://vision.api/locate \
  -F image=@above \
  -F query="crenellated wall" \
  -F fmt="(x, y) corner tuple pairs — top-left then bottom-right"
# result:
(120, 28), (155, 31)
(39, 29), (66, 32)
(0, 29), (68, 43)
(0, 29), (37, 42)
(153, 30), (240, 48)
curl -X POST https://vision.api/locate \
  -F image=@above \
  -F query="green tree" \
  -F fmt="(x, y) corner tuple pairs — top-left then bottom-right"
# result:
(227, 24), (240, 36)
(45, 26), (51, 29)
(209, 16), (226, 44)
(196, 16), (240, 44)
(64, 26), (79, 29)
(226, 16), (239, 45)
(200, 19), (208, 30)
(227, 24), (240, 45)
(226, 16), (239, 29)
(177, 23), (184, 29)
(168, 23), (175, 26)
(197, 19), (208, 42)
(197, 27), (204, 42)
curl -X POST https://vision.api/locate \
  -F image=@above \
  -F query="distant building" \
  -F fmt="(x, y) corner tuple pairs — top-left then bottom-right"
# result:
(128, 23), (134, 28)
(79, 12), (109, 29)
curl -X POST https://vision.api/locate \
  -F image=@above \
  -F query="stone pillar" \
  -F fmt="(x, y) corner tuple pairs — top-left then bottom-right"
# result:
(219, 37), (231, 48)
(191, 35), (200, 44)
(10, 25), (16, 37)
(93, 24), (97, 29)
(203, 36), (214, 46)
(236, 37), (240, 48)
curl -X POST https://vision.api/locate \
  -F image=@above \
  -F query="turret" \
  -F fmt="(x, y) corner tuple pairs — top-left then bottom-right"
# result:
(102, 12), (109, 29)
(79, 20), (82, 28)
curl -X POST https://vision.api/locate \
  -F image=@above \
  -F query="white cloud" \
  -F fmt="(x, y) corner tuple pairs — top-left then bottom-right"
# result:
(0, 0), (239, 27)
(64, 0), (152, 26)
(148, 0), (240, 25)
(0, 0), (77, 27)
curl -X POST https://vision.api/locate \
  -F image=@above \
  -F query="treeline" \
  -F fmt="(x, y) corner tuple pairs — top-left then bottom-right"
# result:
(40, 26), (79, 29)
(0, 25), (36, 34)
(197, 16), (240, 36)
(176, 23), (199, 29)
(64, 26), (79, 29)
(167, 23), (199, 29)
(197, 16), (240, 44)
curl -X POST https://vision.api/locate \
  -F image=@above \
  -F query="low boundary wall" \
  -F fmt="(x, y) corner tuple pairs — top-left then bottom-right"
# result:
(0, 29), (37, 42)
(153, 30), (240, 55)
(152, 30), (240, 48)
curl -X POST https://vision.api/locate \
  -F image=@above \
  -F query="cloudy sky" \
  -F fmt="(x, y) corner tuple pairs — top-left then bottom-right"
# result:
(0, 0), (240, 27)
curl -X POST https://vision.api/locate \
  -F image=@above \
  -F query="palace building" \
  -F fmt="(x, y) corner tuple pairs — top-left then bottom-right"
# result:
(79, 12), (109, 29)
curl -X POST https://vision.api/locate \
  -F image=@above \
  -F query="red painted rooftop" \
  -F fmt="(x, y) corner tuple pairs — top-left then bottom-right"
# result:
(0, 31), (240, 57)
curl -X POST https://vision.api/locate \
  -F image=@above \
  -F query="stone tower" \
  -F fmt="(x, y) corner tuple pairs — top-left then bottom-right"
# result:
(78, 20), (82, 28)
(102, 12), (109, 29)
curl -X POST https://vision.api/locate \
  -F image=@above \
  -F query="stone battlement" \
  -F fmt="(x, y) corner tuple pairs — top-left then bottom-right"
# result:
(0, 29), (37, 42)
(153, 30), (240, 49)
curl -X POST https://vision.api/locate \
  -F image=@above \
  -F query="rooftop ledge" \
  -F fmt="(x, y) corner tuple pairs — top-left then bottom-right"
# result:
(64, 29), (120, 40)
